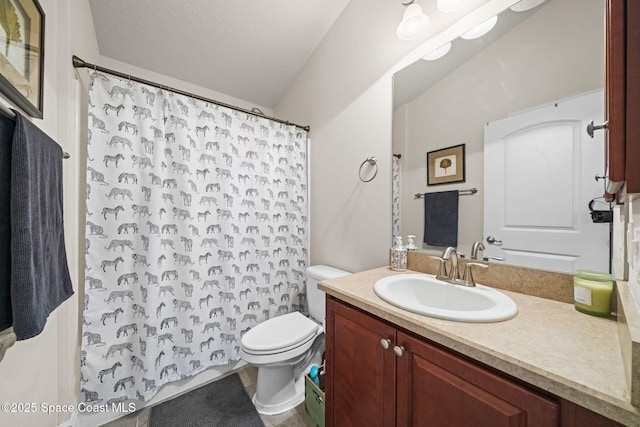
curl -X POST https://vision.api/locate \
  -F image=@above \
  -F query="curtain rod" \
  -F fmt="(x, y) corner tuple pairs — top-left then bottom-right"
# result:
(0, 103), (70, 159)
(71, 55), (310, 132)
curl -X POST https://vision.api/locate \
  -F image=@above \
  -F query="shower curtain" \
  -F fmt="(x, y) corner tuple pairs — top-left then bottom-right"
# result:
(392, 155), (400, 244)
(81, 72), (308, 404)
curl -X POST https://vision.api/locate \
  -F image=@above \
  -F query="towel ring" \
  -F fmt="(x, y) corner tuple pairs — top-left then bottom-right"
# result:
(359, 157), (378, 182)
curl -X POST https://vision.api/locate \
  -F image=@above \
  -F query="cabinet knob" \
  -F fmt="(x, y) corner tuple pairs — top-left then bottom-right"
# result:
(380, 339), (391, 350)
(586, 120), (608, 138)
(393, 345), (405, 357)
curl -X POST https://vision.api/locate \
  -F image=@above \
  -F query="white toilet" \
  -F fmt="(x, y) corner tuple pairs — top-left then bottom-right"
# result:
(239, 265), (350, 415)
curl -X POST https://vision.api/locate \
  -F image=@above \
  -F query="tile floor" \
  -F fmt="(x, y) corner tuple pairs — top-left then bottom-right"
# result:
(101, 364), (317, 427)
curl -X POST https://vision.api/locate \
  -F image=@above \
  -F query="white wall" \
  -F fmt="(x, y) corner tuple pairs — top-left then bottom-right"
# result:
(394, 0), (604, 256)
(0, 1), (98, 426)
(274, 0), (518, 272)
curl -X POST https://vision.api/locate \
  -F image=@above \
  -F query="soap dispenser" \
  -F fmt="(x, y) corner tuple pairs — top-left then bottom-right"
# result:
(406, 235), (418, 252)
(390, 237), (407, 271)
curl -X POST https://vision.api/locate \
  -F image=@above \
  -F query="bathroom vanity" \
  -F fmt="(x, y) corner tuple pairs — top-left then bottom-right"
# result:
(320, 266), (639, 426)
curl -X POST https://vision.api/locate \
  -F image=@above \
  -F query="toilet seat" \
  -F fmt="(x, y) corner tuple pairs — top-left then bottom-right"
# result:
(238, 265), (350, 416)
(241, 312), (320, 355)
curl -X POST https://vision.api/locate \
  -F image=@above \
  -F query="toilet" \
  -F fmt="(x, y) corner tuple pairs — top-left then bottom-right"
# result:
(239, 265), (350, 415)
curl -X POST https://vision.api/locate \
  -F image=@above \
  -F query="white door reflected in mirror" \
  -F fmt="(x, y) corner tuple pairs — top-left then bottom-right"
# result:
(483, 90), (609, 273)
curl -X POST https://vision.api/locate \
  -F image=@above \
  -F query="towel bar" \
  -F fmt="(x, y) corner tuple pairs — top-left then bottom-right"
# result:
(0, 103), (70, 159)
(415, 188), (477, 199)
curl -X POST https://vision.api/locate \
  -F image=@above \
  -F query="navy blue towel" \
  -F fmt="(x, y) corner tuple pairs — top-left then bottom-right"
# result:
(0, 116), (15, 332)
(10, 111), (73, 340)
(423, 190), (459, 247)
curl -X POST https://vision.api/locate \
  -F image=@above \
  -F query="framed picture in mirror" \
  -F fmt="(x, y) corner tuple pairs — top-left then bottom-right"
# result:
(0, 0), (45, 118)
(427, 143), (465, 186)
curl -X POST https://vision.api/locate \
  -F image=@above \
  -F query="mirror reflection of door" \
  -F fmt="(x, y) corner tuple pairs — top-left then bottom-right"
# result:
(484, 90), (609, 273)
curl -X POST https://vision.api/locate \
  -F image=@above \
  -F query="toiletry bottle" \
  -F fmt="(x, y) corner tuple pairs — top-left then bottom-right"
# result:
(573, 269), (613, 317)
(406, 235), (418, 251)
(390, 237), (407, 271)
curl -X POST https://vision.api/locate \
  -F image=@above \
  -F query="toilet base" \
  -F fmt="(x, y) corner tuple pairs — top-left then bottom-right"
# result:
(252, 365), (306, 415)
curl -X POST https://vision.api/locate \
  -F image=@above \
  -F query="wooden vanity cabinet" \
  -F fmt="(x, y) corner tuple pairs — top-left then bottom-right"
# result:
(605, 0), (640, 200)
(395, 331), (558, 426)
(325, 296), (623, 427)
(325, 295), (396, 426)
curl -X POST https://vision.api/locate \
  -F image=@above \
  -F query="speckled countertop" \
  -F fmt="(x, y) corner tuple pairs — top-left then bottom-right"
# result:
(319, 267), (640, 427)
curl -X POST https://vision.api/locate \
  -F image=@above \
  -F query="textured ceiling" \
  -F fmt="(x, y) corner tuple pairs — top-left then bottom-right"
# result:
(88, 0), (351, 109)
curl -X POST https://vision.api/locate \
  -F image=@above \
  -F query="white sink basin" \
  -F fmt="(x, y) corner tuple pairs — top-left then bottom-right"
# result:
(374, 273), (518, 323)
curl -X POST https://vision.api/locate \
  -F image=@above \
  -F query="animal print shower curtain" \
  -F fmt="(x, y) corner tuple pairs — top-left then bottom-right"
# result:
(392, 155), (400, 244)
(82, 72), (308, 404)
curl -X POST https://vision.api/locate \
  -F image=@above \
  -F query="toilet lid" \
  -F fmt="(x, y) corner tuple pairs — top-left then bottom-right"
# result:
(241, 312), (319, 353)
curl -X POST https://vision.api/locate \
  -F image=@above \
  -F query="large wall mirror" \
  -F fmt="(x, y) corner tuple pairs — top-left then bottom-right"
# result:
(392, 0), (610, 274)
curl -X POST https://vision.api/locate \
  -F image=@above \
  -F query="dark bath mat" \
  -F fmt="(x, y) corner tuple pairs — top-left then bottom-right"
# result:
(149, 373), (264, 427)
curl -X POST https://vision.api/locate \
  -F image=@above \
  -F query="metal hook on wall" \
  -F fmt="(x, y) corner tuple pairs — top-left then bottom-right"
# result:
(359, 156), (378, 182)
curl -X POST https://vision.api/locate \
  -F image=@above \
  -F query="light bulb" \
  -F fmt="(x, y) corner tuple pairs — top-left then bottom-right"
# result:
(460, 15), (498, 40)
(397, 4), (430, 41)
(510, 0), (546, 12)
(422, 42), (452, 61)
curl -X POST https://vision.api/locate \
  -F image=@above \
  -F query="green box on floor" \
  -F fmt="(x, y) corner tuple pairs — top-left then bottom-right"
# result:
(305, 374), (325, 427)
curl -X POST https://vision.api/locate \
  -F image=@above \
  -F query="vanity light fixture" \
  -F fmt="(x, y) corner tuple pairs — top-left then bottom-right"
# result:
(397, 0), (430, 41)
(510, 0), (546, 12)
(460, 15), (498, 40)
(437, 0), (468, 14)
(422, 42), (452, 60)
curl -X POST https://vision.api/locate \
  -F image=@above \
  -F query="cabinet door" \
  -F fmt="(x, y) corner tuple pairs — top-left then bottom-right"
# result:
(560, 399), (624, 427)
(605, 0), (626, 198)
(396, 331), (559, 427)
(606, 0), (640, 199)
(325, 297), (396, 427)
(624, 0), (640, 195)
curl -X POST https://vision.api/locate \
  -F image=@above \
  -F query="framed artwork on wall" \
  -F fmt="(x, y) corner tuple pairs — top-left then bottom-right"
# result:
(427, 143), (466, 186)
(0, 0), (45, 118)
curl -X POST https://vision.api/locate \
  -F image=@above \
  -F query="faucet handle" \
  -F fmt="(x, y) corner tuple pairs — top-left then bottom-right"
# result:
(427, 256), (448, 281)
(483, 256), (505, 262)
(461, 262), (488, 287)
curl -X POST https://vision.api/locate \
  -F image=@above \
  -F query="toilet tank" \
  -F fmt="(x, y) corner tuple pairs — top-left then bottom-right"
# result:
(305, 265), (350, 327)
